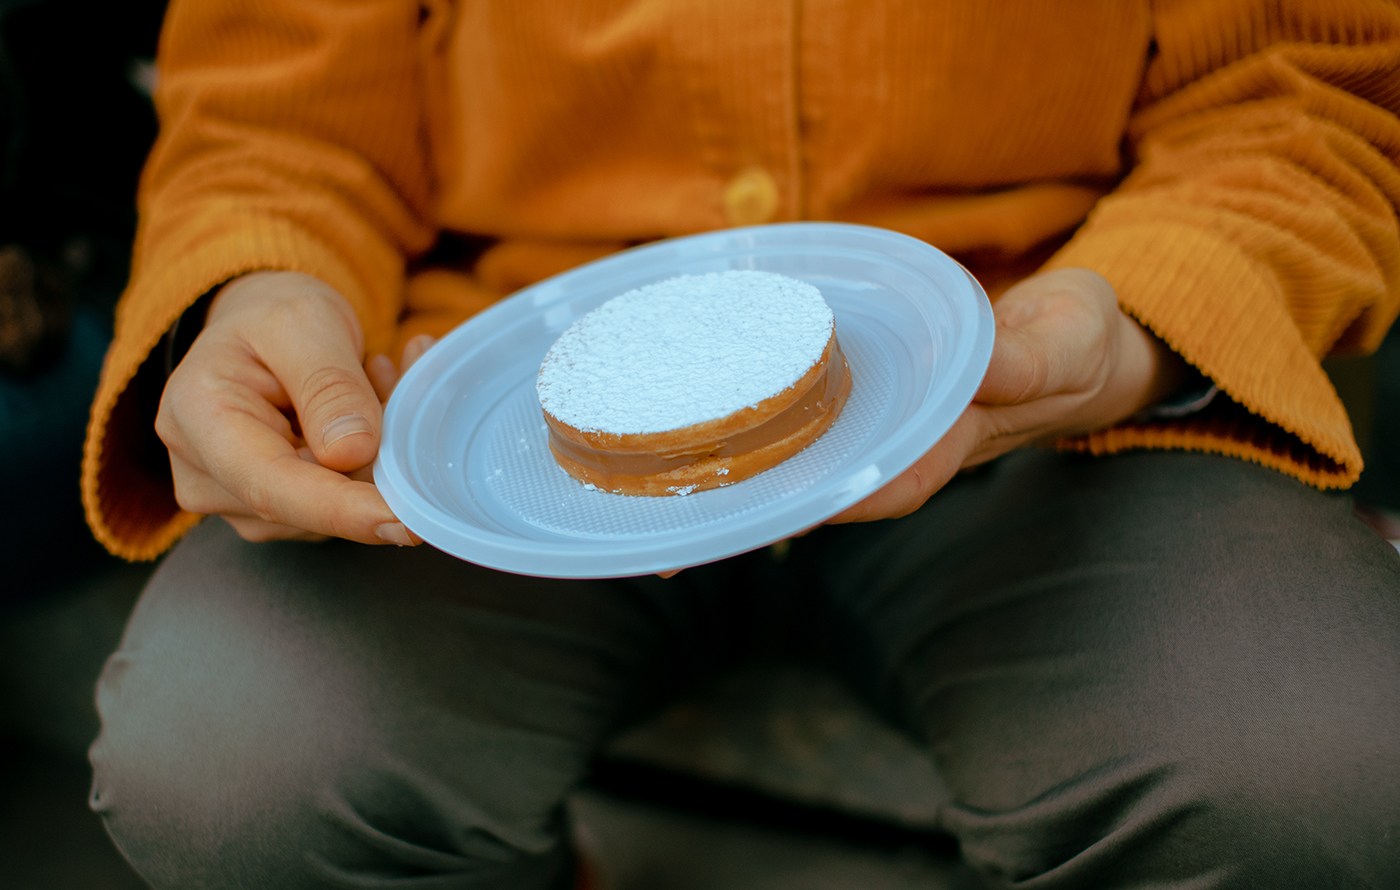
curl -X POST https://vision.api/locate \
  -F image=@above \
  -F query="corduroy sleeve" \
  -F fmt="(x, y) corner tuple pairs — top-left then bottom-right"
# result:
(1048, 0), (1400, 488)
(82, 0), (437, 559)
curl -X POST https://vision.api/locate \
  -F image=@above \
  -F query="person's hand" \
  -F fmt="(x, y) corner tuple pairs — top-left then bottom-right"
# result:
(829, 267), (1187, 524)
(155, 270), (434, 544)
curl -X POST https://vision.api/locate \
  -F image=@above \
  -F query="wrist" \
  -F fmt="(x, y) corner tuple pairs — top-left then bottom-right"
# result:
(161, 288), (218, 378)
(1110, 311), (1190, 422)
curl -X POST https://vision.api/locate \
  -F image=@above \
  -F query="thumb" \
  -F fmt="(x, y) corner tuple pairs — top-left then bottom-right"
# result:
(282, 335), (384, 474)
(975, 267), (1117, 408)
(975, 321), (1054, 407)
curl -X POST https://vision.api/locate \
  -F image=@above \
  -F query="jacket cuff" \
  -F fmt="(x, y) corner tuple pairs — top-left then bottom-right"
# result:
(1046, 220), (1361, 487)
(82, 215), (383, 560)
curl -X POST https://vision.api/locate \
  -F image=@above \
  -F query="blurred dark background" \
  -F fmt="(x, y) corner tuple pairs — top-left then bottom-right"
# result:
(0, 0), (163, 258)
(0, 0), (166, 595)
(1, 2), (164, 886)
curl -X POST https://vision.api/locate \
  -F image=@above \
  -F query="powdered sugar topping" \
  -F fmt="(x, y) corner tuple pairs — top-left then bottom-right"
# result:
(537, 270), (834, 434)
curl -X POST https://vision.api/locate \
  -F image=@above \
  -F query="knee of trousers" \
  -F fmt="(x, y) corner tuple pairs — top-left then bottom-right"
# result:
(943, 690), (1400, 888)
(88, 633), (577, 890)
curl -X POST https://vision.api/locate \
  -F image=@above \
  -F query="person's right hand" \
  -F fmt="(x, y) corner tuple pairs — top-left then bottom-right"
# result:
(156, 270), (424, 545)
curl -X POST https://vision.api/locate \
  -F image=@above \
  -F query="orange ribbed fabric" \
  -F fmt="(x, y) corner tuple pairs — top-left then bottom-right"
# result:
(84, 0), (1400, 560)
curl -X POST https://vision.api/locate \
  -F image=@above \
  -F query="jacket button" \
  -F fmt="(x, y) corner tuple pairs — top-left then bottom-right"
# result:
(722, 167), (780, 227)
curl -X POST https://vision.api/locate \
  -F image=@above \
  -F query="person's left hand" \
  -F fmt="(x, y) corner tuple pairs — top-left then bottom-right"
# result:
(828, 266), (1187, 524)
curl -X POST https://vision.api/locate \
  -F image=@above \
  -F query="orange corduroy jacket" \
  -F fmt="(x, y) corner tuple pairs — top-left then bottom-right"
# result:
(84, 0), (1400, 561)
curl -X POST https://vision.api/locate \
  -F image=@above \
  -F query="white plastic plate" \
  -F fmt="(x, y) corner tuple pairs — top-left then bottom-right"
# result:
(375, 222), (994, 578)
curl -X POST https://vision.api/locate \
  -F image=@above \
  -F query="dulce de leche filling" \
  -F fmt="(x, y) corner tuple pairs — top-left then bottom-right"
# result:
(545, 336), (850, 478)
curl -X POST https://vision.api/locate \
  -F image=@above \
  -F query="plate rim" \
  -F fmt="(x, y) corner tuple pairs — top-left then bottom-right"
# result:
(375, 222), (994, 578)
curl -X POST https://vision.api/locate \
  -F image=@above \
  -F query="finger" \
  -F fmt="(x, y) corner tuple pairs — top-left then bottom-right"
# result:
(297, 444), (374, 483)
(401, 334), (436, 374)
(172, 439), (374, 521)
(187, 445), (391, 541)
(172, 452), (332, 542)
(256, 306), (384, 474)
(169, 450), (251, 516)
(365, 335), (437, 405)
(211, 407), (420, 545)
(349, 464), (376, 483)
(975, 269), (1114, 408)
(975, 321), (1055, 406)
(158, 338), (301, 453)
(366, 353), (397, 403)
(656, 569), (682, 579)
(827, 408), (987, 524)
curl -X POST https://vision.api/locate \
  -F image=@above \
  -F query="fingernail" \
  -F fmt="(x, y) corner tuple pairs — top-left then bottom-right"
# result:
(322, 413), (372, 447)
(374, 522), (414, 546)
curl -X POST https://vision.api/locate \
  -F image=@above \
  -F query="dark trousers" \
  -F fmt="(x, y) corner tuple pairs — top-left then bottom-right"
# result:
(88, 449), (1400, 889)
